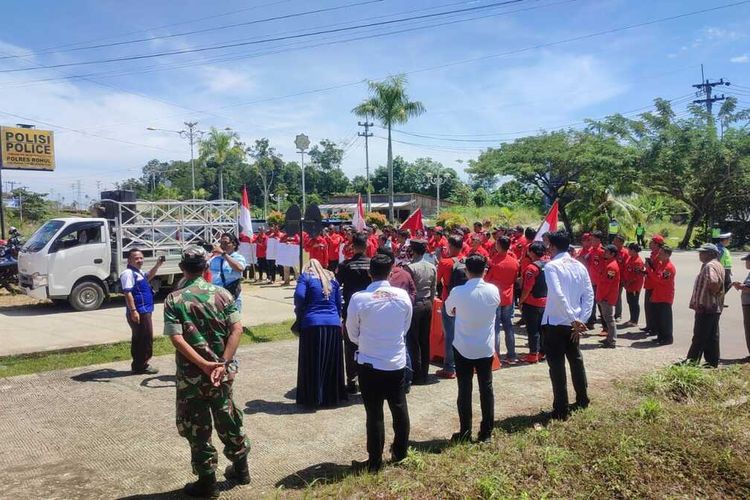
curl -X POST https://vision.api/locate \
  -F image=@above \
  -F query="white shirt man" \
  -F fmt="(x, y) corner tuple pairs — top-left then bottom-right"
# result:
(543, 252), (594, 327)
(444, 254), (499, 443)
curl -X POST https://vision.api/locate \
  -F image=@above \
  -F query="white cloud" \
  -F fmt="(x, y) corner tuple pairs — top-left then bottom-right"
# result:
(730, 55), (749, 63)
(201, 66), (256, 93)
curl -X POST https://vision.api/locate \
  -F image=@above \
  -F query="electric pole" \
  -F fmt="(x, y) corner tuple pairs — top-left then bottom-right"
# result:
(358, 119), (374, 212)
(692, 64), (730, 121)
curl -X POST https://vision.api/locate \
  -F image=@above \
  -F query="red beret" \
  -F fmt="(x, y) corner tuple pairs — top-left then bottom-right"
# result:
(651, 234), (665, 244)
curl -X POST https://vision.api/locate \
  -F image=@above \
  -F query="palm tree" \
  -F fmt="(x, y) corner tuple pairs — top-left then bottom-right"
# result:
(199, 127), (241, 199)
(352, 74), (425, 221)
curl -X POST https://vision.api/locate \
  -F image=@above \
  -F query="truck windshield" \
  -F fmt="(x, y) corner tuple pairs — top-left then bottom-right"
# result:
(22, 220), (65, 253)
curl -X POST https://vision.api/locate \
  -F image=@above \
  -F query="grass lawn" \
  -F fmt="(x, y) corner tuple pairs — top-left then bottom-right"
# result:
(300, 364), (750, 499)
(0, 320), (294, 378)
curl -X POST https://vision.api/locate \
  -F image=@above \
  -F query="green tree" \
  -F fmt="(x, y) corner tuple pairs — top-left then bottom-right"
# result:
(473, 187), (489, 207)
(198, 127), (242, 200)
(448, 182), (474, 206)
(8, 188), (50, 222)
(490, 179), (543, 209)
(308, 139), (350, 196)
(246, 138), (284, 218)
(352, 74), (425, 221)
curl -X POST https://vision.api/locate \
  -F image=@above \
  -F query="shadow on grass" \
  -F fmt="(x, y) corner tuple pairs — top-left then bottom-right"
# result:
(494, 411), (553, 434)
(275, 462), (352, 490)
(410, 438), (451, 454)
(720, 357), (750, 366)
(71, 368), (132, 383)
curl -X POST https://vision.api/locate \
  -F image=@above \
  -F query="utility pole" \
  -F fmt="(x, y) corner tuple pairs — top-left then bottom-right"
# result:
(95, 180), (103, 195)
(71, 180), (82, 209)
(692, 64), (730, 122)
(358, 119), (374, 212)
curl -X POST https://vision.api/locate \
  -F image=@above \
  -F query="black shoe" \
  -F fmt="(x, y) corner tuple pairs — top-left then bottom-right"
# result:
(450, 431), (472, 443)
(224, 456), (251, 484)
(550, 409), (570, 421)
(183, 473), (218, 498)
(346, 380), (358, 394)
(477, 430), (493, 442)
(133, 365), (159, 375)
(600, 342), (616, 349)
(570, 399), (589, 412)
(352, 459), (381, 473)
(639, 327), (651, 332)
(647, 331), (658, 337)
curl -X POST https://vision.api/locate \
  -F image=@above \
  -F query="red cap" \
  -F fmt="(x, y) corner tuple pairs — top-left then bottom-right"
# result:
(651, 234), (665, 244)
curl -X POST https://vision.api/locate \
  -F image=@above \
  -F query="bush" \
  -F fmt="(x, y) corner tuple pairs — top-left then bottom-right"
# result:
(333, 211), (351, 221)
(435, 211), (468, 231)
(643, 363), (714, 401)
(267, 210), (285, 226)
(366, 211), (387, 229)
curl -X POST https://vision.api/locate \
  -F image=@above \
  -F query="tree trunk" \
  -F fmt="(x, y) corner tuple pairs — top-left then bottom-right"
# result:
(558, 201), (574, 236)
(387, 124), (394, 223)
(680, 208), (702, 249)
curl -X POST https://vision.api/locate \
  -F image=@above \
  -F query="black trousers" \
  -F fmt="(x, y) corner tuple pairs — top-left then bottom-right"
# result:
(615, 284), (624, 319)
(342, 323), (358, 383)
(256, 257), (268, 280)
(643, 289), (653, 330)
(521, 304), (544, 354)
(542, 325), (588, 416)
(626, 290), (641, 324)
(454, 348), (494, 436)
(127, 312), (153, 371)
(407, 301), (432, 383)
(637, 234), (645, 246)
(266, 259), (277, 282)
(687, 312), (721, 367)
(587, 285), (598, 325)
(651, 302), (673, 344)
(358, 363), (410, 468)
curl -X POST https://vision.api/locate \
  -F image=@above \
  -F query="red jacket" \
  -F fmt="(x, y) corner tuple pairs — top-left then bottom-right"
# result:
(253, 233), (268, 258)
(305, 235), (329, 266)
(511, 236), (528, 261)
(623, 255), (645, 293)
(649, 260), (676, 304)
(485, 252), (519, 306)
(326, 233), (342, 262)
(366, 237), (377, 258)
(437, 255), (460, 301)
(587, 244), (605, 286)
(522, 259), (547, 308)
(595, 259), (620, 305)
(468, 245), (489, 258)
(643, 249), (662, 290)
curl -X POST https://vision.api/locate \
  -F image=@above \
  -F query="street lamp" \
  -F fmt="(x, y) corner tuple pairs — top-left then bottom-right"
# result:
(271, 193), (288, 212)
(147, 122), (204, 197)
(425, 169), (450, 216)
(294, 133), (311, 212)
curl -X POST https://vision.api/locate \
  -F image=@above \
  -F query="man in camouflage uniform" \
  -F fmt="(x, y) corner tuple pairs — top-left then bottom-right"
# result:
(164, 246), (251, 498)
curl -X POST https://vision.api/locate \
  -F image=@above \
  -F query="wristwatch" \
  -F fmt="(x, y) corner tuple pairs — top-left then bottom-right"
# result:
(225, 359), (239, 373)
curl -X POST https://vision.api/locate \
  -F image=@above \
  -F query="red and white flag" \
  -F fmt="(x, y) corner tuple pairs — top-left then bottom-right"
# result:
(239, 185), (254, 242)
(400, 208), (424, 236)
(534, 199), (558, 241)
(352, 193), (366, 232)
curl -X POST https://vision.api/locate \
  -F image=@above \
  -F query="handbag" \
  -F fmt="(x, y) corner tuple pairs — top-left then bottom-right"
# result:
(219, 256), (242, 299)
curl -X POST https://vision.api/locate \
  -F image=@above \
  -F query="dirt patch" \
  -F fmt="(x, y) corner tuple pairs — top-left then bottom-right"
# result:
(0, 289), (47, 309)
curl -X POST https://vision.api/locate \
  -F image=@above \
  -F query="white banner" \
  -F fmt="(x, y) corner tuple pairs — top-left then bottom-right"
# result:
(276, 243), (299, 267)
(267, 238), (279, 260)
(239, 242), (257, 265)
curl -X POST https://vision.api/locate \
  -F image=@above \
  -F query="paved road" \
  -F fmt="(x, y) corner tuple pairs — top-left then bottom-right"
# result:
(0, 283), (296, 356)
(1, 251), (746, 360)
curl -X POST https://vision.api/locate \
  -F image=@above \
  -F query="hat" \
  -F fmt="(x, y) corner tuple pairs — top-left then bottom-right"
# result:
(698, 243), (720, 254)
(582, 232), (591, 239)
(181, 245), (208, 265)
(651, 234), (665, 244)
(741, 253), (750, 261)
(719, 232), (732, 239)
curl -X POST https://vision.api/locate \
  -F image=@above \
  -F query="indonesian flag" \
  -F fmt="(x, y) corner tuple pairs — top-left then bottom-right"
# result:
(239, 186), (254, 242)
(534, 199), (558, 242)
(352, 193), (366, 232)
(400, 208), (424, 236)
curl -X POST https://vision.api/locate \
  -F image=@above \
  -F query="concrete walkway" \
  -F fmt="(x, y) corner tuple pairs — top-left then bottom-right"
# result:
(0, 333), (700, 499)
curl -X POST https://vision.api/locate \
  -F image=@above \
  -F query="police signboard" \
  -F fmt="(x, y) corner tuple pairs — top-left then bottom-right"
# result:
(0, 126), (56, 171)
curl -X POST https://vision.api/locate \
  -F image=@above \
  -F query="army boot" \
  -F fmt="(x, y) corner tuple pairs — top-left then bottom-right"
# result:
(224, 456), (251, 484)
(183, 472), (218, 499)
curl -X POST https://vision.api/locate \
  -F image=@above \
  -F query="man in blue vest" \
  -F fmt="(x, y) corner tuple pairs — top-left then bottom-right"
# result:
(120, 248), (164, 374)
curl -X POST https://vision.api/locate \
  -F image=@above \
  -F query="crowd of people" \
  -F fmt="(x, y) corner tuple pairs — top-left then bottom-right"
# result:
(113, 218), (750, 496)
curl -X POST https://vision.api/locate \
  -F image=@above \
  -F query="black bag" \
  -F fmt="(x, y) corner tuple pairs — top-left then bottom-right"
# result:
(219, 257), (242, 299)
(447, 257), (469, 293)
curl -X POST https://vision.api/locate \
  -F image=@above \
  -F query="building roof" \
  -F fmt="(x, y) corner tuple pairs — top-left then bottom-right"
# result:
(319, 201), (413, 211)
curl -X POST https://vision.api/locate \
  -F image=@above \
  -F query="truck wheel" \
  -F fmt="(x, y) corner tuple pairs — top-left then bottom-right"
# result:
(69, 280), (105, 311)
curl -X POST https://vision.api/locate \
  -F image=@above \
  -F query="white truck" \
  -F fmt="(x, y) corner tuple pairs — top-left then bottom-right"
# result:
(17, 191), (238, 311)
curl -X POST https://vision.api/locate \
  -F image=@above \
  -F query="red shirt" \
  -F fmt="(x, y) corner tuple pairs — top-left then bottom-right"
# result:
(595, 259), (620, 304)
(482, 238), (495, 254)
(468, 245), (489, 258)
(587, 244), (605, 286)
(437, 255), (460, 301)
(461, 242), (472, 256)
(650, 260), (676, 304)
(485, 252), (519, 306)
(342, 243), (354, 261)
(624, 255), (645, 293)
(305, 235), (329, 266)
(253, 233), (268, 258)
(615, 247), (629, 283)
(511, 236), (528, 260)
(366, 237), (377, 258)
(643, 250), (662, 290)
(326, 233), (342, 262)
(522, 260), (547, 308)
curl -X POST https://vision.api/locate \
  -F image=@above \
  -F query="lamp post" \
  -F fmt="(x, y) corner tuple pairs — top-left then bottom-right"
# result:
(425, 169), (449, 216)
(147, 122), (204, 197)
(271, 192), (287, 212)
(294, 134), (310, 212)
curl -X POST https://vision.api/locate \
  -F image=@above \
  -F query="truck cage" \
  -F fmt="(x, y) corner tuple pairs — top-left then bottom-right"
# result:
(105, 199), (238, 257)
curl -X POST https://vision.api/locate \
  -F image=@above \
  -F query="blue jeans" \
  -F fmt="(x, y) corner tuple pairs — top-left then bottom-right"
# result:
(494, 304), (516, 359)
(442, 303), (456, 372)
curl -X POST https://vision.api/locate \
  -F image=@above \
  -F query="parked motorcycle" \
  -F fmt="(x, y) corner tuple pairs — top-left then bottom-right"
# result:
(0, 227), (22, 294)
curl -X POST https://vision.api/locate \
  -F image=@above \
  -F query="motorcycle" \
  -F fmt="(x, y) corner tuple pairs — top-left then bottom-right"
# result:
(0, 227), (22, 294)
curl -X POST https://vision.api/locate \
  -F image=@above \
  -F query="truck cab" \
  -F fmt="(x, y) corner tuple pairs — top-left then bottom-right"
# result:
(18, 218), (112, 310)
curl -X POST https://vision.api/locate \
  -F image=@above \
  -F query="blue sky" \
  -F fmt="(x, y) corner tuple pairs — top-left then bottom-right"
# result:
(1, 0), (748, 205)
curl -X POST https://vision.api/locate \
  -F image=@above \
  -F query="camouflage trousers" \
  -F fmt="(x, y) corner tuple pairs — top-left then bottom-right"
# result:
(176, 379), (251, 476)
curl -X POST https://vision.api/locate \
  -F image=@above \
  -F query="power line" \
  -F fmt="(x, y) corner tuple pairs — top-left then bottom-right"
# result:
(0, 0), (529, 73)
(0, 0), (385, 60)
